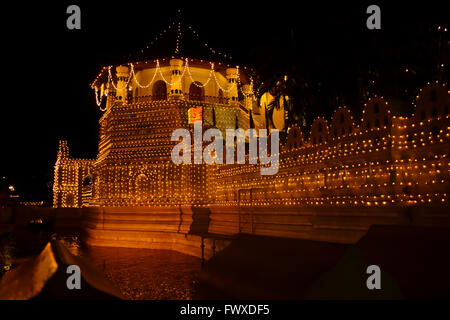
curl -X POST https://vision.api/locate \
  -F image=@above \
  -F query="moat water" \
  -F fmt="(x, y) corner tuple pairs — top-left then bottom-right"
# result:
(0, 228), (204, 299)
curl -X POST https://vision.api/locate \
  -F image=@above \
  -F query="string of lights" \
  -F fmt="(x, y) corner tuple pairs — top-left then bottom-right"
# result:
(130, 61), (160, 88)
(187, 25), (232, 60)
(130, 20), (177, 58)
(185, 61), (215, 88)
(95, 58), (243, 110)
(174, 21), (182, 55)
(107, 65), (132, 90)
(236, 67), (258, 101)
(94, 87), (105, 107)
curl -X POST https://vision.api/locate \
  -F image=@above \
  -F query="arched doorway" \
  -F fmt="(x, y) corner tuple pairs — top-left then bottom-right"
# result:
(189, 82), (204, 101)
(152, 80), (167, 100)
(65, 193), (75, 207)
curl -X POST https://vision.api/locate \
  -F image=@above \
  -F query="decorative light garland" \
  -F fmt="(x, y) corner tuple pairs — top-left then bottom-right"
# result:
(130, 61), (159, 88)
(236, 67), (258, 101)
(95, 58), (244, 110)
(188, 25), (232, 60)
(185, 61), (215, 88)
(174, 21), (182, 55)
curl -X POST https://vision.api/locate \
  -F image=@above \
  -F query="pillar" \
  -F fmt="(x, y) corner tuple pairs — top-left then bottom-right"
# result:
(115, 65), (129, 102)
(226, 68), (238, 104)
(169, 58), (184, 99)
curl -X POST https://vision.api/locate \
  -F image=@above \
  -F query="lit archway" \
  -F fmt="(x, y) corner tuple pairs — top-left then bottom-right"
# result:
(152, 80), (167, 100)
(189, 82), (204, 101)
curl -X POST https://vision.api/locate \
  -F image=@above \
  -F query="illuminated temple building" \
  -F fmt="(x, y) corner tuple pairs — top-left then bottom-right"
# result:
(52, 52), (449, 247)
(53, 58), (449, 210)
(53, 57), (267, 207)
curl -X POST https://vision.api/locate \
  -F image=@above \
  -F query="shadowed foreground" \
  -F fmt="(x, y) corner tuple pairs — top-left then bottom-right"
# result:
(197, 225), (450, 299)
(1, 225), (449, 299)
(0, 240), (124, 299)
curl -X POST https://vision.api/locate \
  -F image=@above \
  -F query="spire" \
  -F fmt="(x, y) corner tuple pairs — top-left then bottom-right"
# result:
(125, 9), (233, 64)
(173, 8), (183, 57)
(57, 140), (69, 160)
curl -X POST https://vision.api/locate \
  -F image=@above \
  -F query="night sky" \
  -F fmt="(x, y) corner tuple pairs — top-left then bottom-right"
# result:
(1, 1), (448, 202)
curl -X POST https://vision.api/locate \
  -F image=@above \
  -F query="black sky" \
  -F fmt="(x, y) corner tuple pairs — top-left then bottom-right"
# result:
(1, 1), (448, 202)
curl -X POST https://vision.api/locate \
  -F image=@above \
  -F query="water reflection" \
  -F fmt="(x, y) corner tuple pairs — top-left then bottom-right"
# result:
(1, 230), (202, 300)
(80, 246), (201, 300)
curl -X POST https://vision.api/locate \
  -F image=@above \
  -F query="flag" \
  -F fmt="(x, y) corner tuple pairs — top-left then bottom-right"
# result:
(188, 106), (202, 124)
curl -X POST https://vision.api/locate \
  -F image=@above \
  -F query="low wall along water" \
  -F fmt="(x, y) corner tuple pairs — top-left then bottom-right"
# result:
(1, 205), (449, 260)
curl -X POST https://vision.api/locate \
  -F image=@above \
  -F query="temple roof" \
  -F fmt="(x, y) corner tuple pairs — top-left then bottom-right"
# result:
(91, 57), (253, 89)
(91, 15), (255, 88)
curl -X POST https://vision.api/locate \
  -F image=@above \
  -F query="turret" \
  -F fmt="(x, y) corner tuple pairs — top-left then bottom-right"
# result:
(57, 140), (69, 161)
(226, 68), (238, 104)
(169, 58), (184, 99)
(115, 65), (130, 102)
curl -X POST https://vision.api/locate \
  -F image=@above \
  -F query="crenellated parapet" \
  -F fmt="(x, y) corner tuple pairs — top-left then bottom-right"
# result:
(62, 69), (449, 210)
(215, 82), (450, 208)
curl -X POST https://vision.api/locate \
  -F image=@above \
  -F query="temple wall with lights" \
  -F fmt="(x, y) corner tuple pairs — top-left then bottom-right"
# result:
(214, 82), (449, 210)
(54, 58), (449, 214)
(55, 57), (260, 208)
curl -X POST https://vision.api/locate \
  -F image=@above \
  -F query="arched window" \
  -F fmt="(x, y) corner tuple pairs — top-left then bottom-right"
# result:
(189, 82), (204, 101)
(431, 107), (438, 118)
(65, 193), (75, 207)
(375, 118), (380, 127)
(373, 103), (379, 114)
(430, 90), (437, 102)
(152, 81), (167, 100)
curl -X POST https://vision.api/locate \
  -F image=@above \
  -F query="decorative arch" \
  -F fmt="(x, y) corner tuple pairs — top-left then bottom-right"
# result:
(414, 83), (449, 123)
(189, 82), (204, 101)
(152, 80), (167, 100)
(65, 193), (75, 207)
(286, 125), (304, 150)
(310, 118), (329, 145)
(362, 97), (391, 131)
(330, 107), (355, 139)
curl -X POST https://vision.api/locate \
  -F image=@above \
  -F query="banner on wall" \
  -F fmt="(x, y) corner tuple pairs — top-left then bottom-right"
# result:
(188, 106), (202, 124)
